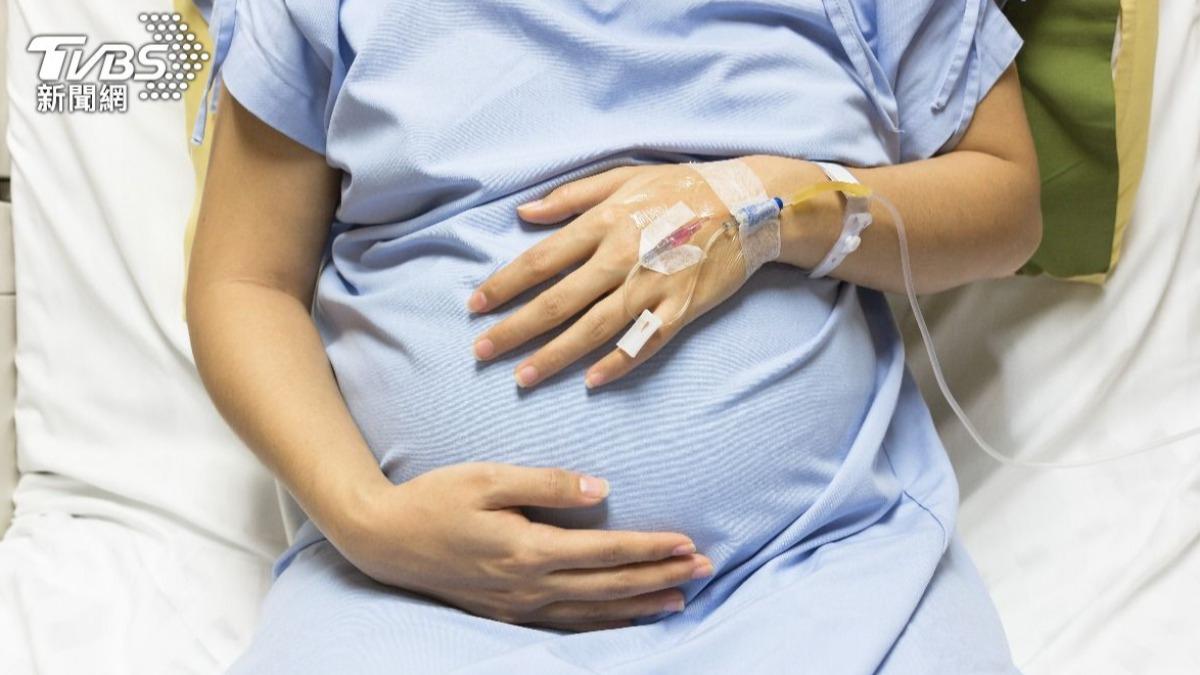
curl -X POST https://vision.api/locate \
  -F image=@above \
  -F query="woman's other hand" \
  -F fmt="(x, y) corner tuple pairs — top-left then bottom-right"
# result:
(329, 462), (712, 632)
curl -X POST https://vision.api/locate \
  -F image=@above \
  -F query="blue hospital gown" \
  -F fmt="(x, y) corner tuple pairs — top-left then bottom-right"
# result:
(199, 1), (1024, 672)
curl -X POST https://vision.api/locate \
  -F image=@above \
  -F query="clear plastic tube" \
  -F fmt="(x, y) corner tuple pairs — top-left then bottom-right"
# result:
(875, 191), (1200, 469)
(619, 185), (1200, 468)
(623, 221), (735, 326)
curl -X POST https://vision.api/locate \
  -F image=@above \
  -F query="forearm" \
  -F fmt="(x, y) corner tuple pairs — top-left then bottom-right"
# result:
(186, 91), (384, 541)
(752, 150), (1042, 294)
(744, 65), (1041, 294)
(187, 282), (389, 540)
(188, 290), (387, 544)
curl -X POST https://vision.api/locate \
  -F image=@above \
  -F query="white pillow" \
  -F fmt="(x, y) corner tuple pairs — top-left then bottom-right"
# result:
(8, 0), (286, 556)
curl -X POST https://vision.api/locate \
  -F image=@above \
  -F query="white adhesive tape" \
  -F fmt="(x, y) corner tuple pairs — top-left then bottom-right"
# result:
(692, 160), (780, 278)
(617, 309), (663, 358)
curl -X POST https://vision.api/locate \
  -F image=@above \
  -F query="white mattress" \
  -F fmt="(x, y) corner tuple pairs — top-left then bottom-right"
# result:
(0, 0), (1196, 673)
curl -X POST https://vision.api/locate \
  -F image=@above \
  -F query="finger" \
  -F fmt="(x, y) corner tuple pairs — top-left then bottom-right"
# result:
(517, 167), (635, 225)
(546, 554), (714, 602)
(531, 590), (686, 625)
(476, 465), (613, 509)
(525, 620), (633, 633)
(474, 262), (618, 369)
(469, 228), (599, 315)
(507, 286), (631, 387)
(584, 296), (686, 389)
(529, 525), (697, 571)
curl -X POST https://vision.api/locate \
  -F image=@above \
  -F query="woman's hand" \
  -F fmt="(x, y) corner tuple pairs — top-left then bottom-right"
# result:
(468, 161), (766, 389)
(329, 462), (713, 632)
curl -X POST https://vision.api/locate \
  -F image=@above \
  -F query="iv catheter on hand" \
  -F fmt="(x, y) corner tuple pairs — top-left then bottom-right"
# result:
(621, 181), (866, 327)
(619, 170), (1200, 470)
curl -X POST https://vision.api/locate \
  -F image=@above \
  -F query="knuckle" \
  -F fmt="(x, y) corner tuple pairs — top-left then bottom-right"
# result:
(496, 550), (525, 575)
(582, 312), (610, 342)
(601, 248), (636, 277)
(671, 561), (695, 582)
(679, 556), (707, 579)
(508, 588), (544, 615)
(523, 246), (553, 277)
(538, 347), (566, 374)
(539, 289), (568, 321)
(600, 542), (622, 566)
(580, 602), (607, 621)
(593, 204), (624, 228)
(518, 544), (550, 574)
(603, 569), (633, 595)
(542, 468), (569, 498)
(472, 463), (504, 491)
(508, 544), (545, 573)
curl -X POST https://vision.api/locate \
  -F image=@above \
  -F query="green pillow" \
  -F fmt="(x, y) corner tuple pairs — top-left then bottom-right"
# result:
(1004, 0), (1156, 282)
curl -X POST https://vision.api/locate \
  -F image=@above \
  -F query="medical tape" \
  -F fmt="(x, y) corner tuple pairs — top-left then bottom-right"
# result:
(616, 202), (704, 359)
(638, 202), (706, 276)
(691, 160), (781, 278)
(617, 161), (778, 357)
(617, 309), (663, 359)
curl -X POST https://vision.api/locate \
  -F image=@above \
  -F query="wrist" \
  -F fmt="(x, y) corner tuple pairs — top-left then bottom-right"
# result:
(739, 155), (843, 270)
(302, 460), (395, 547)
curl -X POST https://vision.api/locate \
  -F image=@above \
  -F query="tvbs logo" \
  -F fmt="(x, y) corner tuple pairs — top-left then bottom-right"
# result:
(29, 36), (170, 83)
(28, 12), (209, 114)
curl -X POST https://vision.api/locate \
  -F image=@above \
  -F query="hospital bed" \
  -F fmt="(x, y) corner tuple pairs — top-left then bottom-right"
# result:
(0, 0), (1196, 673)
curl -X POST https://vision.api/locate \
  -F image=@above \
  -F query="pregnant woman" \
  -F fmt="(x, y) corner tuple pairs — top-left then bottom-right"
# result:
(187, 0), (1041, 672)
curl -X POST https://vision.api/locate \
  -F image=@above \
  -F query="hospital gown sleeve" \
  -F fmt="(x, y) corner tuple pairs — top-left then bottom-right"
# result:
(206, 0), (337, 155)
(847, 0), (1024, 162)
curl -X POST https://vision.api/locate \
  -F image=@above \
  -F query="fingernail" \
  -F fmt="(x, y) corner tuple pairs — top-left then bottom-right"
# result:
(691, 562), (714, 580)
(467, 291), (488, 313)
(579, 475), (609, 498)
(515, 365), (539, 387)
(519, 199), (544, 211)
(663, 597), (685, 613)
(585, 371), (606, 389)
(473, 338), (495, 360)
(671, 543), (696, 557)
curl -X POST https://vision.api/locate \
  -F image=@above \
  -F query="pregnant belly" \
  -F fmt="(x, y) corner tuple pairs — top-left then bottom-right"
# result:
(320, 261), (879, 570)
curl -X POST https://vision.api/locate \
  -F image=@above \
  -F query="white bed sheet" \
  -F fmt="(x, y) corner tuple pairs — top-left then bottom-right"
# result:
(0, 1), (286, 673)
(898, 0), (1200, 671)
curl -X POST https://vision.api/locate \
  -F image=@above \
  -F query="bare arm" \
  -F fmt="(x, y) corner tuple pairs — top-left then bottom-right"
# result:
(769, 65), (1043, 294)
(187, 92), (707, 630)
(185, 88), (378, 538)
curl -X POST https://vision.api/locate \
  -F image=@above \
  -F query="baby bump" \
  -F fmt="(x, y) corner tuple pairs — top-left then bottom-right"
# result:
(319, 262), (879, 568)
